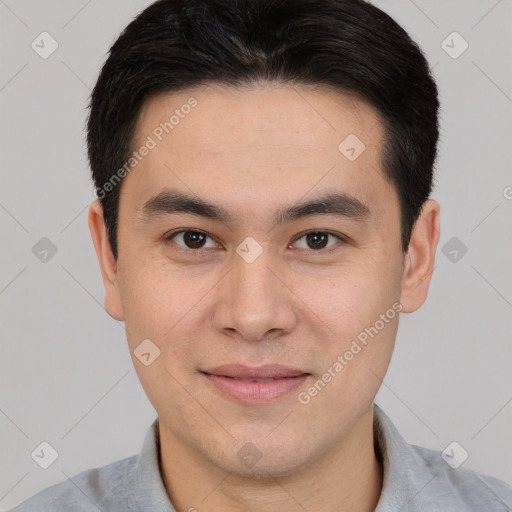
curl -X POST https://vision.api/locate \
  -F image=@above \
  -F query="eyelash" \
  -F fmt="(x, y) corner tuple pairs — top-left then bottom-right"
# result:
(163, 229), (346, 254)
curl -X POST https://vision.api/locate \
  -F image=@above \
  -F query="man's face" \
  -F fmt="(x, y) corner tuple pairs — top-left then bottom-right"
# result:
(97, 84), (410, 476)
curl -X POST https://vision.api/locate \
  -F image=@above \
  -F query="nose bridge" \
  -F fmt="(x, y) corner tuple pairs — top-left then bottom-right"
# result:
(214, 240), (296, 341)
(233, 244), (275, 300)
(233, 238), (278, 303)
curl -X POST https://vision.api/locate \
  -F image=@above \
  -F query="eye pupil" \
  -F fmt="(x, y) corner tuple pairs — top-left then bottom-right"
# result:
(306, 232), (328, 250)
(184, 231), (206, 249)
(172, 230), (337, 252)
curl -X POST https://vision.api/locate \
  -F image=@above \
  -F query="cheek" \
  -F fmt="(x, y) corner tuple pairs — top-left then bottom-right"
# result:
(296, 258), (401, 334)
(295, 287), (399, 432)
(118, 264), (203, 416)
(293, 256), (401, 391)
(119, 261), (199, 340)
(118, 261), (221, 390)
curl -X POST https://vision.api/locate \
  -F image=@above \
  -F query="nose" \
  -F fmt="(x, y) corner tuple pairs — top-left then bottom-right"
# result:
(213, 244), (297, 343)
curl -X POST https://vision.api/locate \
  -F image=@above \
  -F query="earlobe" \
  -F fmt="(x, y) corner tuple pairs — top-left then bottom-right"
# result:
(88, 200), (125, 321)
(399, 199), (441, 313)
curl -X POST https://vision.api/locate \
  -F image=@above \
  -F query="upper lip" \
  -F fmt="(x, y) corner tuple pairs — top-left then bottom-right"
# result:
(202, 364), (308, 379)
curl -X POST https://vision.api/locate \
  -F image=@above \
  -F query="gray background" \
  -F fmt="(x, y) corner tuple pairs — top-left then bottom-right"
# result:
(1, 0), (511, 509)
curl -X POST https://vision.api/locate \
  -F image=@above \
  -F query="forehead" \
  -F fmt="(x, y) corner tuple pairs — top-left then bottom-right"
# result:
(124, 83), (396, 228)
(134, 83), (382, 153)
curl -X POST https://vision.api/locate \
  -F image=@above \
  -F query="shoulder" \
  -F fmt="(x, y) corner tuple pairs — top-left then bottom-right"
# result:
(373, 404), (512, 511)
(8, 454), (138, 512)
(411, 444), (512, 510)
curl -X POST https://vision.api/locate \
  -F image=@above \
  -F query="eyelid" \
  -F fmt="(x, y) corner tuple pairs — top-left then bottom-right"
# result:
(291, 230), (346, 252)
(164, 229), (220, 251)
(164, 228), (347, 253)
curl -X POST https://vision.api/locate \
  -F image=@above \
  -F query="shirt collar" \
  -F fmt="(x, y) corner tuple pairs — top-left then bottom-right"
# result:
(129, 405), (436, 512)
(373, 403), (436, 511)
(130, 417), (176, 511)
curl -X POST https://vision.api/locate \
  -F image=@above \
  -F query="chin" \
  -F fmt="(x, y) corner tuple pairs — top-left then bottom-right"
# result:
(216, 442), (314, 480)
(226, 458), (306, 480)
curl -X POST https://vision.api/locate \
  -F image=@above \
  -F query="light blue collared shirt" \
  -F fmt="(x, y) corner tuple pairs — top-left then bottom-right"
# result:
(9, 404), (512, 511)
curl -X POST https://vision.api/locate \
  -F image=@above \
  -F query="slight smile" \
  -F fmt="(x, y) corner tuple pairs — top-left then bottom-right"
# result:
(201, 364), (311, 404)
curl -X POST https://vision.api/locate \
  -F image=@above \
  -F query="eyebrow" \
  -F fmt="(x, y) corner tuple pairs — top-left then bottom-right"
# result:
(138, 189), (371, 228)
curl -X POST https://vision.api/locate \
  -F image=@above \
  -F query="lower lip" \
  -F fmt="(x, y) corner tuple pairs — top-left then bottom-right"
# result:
(203, 373), (309, 404)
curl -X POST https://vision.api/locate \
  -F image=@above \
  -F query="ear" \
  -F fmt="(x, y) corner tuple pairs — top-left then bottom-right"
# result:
(88, 200), (125, 321)
(399, 199), (441, 313)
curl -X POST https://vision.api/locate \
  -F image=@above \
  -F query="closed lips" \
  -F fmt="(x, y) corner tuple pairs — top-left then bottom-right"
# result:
(201, 364), (309, 380)
(214, 376), (305, 382)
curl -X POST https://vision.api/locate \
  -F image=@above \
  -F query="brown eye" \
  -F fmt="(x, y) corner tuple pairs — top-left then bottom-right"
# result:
(165, 230), (216, 250)
(306, 232), (329, 249)
(293, 231), (343, 251)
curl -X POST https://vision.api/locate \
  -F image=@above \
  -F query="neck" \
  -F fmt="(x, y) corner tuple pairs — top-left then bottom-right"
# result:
(159, 406), (383, 512)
